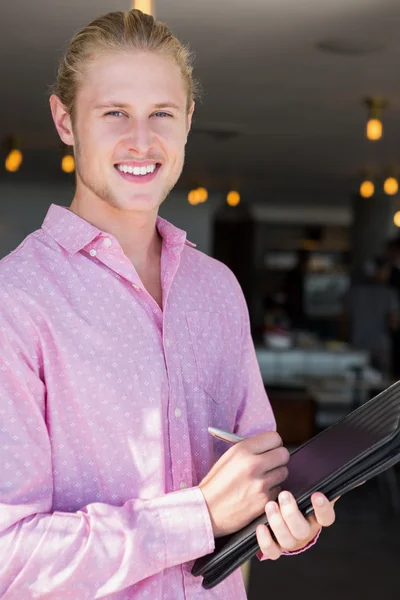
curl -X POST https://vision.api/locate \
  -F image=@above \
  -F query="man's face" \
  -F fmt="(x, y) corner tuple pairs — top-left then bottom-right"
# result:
(61, 51), (193, 213)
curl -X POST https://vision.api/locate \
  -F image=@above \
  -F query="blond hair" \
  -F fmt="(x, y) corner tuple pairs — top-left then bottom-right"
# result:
(50, 9), (200, 121)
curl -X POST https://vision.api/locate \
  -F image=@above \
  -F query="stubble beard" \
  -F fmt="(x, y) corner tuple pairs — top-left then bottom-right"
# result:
(74, 138), (185, 212)
(74, 140), (120, 209)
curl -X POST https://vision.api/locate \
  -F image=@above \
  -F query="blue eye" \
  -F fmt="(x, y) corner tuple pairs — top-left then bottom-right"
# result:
(106, 111), (125, 117)
(153, 111), (172, 118)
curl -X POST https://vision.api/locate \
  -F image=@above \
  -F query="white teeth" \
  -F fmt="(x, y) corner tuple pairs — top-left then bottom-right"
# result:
(117, 164), (157, 176)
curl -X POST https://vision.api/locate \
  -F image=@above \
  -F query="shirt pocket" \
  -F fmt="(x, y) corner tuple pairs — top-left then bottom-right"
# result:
(186, 310), (241, 404)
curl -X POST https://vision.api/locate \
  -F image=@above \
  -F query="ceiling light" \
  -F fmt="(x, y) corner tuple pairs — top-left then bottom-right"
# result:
(196, 187), (208, 203)
(5, 136), (23, 172)
(132, 0), (155, 17)
(227, 191), (240, 207)
(366, 119), (382, 141)
(61, 148), (75, 174)
(394, 212), (400, 228)
(188, 189), (200, 205)
(364, 97), (387, 141)
(188, 187), (208, 205)
(5, 149), (23, 172)
(359, 180), (375, 198)
(383, 176), (398, 196)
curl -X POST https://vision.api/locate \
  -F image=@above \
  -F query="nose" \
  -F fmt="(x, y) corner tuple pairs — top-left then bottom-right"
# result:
(125, 118), (155, 156)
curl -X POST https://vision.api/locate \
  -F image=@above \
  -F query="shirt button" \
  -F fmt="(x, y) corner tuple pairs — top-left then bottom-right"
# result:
(89, 249), (97, 257)
(165, 338), (170, 347)
(103, 237), (112, 248)
(174, 407), (182, 418)
(179, 481), (188, 489)
(132, 283), (140, 291)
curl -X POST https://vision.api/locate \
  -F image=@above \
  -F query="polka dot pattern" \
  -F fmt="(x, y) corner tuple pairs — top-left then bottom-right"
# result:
(0, 204), (275, 599)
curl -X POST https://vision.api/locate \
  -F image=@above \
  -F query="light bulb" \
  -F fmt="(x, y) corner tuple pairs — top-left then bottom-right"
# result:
(227, 190), (240, 206)
(196, 187), (208, 203)
(384, 177), (398, 196)
(132, 0), (155, 16)
(62, 154), (75, 174)
(5, 148), (23, 172)
(188, 190), (200, 205)
(359, 180), (374, 198)
(366, 118), (382, 141)
(394, 211), (400, 227)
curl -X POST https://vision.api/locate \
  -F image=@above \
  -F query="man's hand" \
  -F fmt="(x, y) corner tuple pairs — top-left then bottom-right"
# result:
(199, 431), (290, 537)
(256, 490), (338, 559)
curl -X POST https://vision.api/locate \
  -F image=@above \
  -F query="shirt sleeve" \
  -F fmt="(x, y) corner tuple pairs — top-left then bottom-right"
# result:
(231, 278), (276, 437)
(0, 294), (214, 599)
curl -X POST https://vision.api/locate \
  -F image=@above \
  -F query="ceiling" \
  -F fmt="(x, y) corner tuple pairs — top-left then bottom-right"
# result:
(1, 0), (400, 204)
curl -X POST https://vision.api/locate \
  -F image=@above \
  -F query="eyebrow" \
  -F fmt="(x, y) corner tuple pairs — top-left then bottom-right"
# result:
(94, 100), (183, 112)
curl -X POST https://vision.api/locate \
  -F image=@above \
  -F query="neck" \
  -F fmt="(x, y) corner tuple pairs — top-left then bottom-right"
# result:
(69, 195), (162, 271)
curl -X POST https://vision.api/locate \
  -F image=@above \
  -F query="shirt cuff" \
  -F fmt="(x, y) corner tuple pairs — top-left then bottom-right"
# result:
(256, 527), (322, 561)
(156, 486), (215, 567)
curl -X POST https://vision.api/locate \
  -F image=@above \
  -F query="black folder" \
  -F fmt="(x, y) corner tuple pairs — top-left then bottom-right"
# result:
(192, 381), (400, 589)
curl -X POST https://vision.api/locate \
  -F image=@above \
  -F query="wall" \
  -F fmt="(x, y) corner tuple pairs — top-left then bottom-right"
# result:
(0, 182), (74, 259)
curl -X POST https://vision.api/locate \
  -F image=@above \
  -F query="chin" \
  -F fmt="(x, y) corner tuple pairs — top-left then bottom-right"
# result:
(118, 194), (163, 213)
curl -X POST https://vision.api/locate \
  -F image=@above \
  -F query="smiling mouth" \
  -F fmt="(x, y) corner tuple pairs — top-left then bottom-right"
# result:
(114, 163), (161, 176)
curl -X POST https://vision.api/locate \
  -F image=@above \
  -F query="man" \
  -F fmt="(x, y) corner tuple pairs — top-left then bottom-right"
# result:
(342, 256), (399, 378)
(0, 9), (337, 599)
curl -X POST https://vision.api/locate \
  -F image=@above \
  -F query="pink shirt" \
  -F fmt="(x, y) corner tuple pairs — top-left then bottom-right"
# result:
(0, 204), (277, 599)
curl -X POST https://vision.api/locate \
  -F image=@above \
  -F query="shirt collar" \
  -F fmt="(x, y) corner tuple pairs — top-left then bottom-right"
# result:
(156, 215), (196, 248)
(41, 204), (196, 254)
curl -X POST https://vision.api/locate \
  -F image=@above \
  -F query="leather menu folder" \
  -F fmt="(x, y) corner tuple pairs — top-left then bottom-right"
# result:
(192, 381), (400, 589)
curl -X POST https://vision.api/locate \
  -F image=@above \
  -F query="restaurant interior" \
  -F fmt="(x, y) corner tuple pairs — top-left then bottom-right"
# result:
(0, 1), (399, 598)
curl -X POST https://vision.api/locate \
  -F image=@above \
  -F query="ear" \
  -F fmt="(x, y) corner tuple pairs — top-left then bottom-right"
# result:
(186, 100), (195, 135)
(49, 94), (75, 146)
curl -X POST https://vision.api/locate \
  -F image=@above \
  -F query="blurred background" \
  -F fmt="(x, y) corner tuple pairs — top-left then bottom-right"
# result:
(0, 1), (399, 598)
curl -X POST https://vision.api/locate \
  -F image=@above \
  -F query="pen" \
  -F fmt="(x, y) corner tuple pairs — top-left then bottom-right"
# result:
(208, 426), (245, 444)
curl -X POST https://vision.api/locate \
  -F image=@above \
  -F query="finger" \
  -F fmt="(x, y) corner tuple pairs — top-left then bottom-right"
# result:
(265, 501), (299, 551)
(256, 524), (283, 560)
(311, 493), (336, 527)
(277, 491), (311, 540)
(244, 431), (284, 454)
(261, 447), (291, 471)
(263, 464), (290, 491)
(265, 484), (282, 503)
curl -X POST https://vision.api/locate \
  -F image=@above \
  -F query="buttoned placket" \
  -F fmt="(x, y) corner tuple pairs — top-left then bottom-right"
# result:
(86, 234), (143, 290)
(86, 234), (193, 493)
(161, 243), (193, 494)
